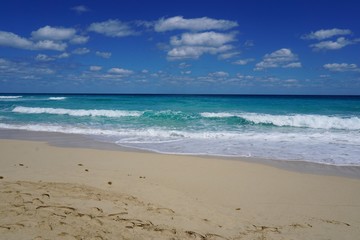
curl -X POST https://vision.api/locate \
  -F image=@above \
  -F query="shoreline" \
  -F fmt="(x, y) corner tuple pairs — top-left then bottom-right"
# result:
(1, 128), (359, 179)
(1, 137), (360, 239)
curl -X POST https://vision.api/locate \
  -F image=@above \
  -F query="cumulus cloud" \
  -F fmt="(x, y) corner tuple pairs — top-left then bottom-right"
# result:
(90, 66), (102, 71)
(31, 25), (88, 45)
(310, 37), (359, 51)
(233, 58), (254, 65)
(96, 51), (112, 58)
(208, 71), (229, 78)
(34, 40), (67, 51)
(255, 48), (301, 70)
(57, 52), (70, 58)
(70, 35), (89, 44)
(35, 54), (54, 61)
(167, 31), (236, 60)
(170, 31), (236, 47)
(0, 26), (89, 51)
(167, 45), (233, 60)
(0, 58), (56, 79)
(302, 28), (359, 51)
(72, 47), (90, 55)
(155, 16), (240, 61)
(155, 16), (238, 32)
(302, 28), (352, 40)
(236, 74), (255, 79)
(71, 5), (90, 14)
(323, 63), (360, 72)
(88, 19), (138, 37)
(108, 68), (133, 75)
(0, 31), (34, 50)
(35, 52), (70, 62)
(31, 26), (76, 41)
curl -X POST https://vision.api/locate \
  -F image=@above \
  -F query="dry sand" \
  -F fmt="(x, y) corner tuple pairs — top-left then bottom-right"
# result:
(0, 139), (360, 239)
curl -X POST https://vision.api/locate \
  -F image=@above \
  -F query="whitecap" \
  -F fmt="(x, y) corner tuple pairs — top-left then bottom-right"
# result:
(0, 96), (22, 99)
(12, 106), (143, 118)
(48, 97), (67, 100)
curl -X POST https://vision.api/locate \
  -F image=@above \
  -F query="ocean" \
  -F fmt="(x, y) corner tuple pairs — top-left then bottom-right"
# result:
(1, 94), (360, 166)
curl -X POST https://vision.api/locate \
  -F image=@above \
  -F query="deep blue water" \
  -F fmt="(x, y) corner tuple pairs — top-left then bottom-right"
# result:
(1, 94), (360, 165)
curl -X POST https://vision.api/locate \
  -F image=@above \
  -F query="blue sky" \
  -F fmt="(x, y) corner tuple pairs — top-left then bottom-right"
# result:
(0, 0), (359, 94)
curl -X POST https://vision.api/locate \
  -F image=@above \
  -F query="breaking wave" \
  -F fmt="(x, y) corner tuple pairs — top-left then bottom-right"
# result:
(0, 96), (22, 99)
(201, 112), (360, 130)
(12, 106), (142, 117)
(48, 97), (67, 100)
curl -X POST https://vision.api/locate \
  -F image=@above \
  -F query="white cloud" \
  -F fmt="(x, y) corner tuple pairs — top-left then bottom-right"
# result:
(302, 28), (359, 51)
(70, 35), (89, 44)
(208, 71), (229, 78)
(167, 31), (236, 60)
(285, 79), (298, 83)
(96, 51), (112, 58)
(88, 19), (138, 37)
(236, 74), (254, 79)
(31, 26), (76, 41)
(310, 37), (358, 51)
(181, 70), (192, 75)
(302, 28), (352, 40)
(167, 45), (233, 60)
(57, 52), (70, 58)
(218, 51), (241, 59)
(323, 63), (360, 72)
(178, 62), (190, 69)
(157, 17), (240, 61)
(244, 40), (254, 47)
(71, 5), (90, 14)
(108, 68), (133, 75)
(0, 31), (34, 50)
(0, 30), (68, 51)
(34, 40), (67, 51)
(170, 31), (236, 47)
(255, 48), (301, 70)
(35, 52), (71, 61)
(90, 66), (102, 71)
(72, 47), (90, 55)
(283, 62), (302, 68)
(233, 58), (254, 65)
(35, 54), (54, 61)
(155, 16), (238, 32)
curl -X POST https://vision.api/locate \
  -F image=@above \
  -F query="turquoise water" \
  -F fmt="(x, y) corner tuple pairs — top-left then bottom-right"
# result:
(1, 94), (360, 165)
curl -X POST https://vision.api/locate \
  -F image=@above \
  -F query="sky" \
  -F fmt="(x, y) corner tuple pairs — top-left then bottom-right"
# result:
(0, 0), (359, 94)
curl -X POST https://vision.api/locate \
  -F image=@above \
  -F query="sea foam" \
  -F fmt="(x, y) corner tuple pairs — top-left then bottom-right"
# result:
(12, 106), (142, 117)
(0, 96), (22, 99)
(49, 97), (67, 100)
(201, 112), (360, 130)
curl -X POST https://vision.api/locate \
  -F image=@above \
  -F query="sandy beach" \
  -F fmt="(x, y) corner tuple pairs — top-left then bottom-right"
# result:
(1, 138), (360, 240)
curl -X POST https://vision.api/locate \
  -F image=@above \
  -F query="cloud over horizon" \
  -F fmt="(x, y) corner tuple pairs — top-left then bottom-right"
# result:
(255, 48), (301, 70)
